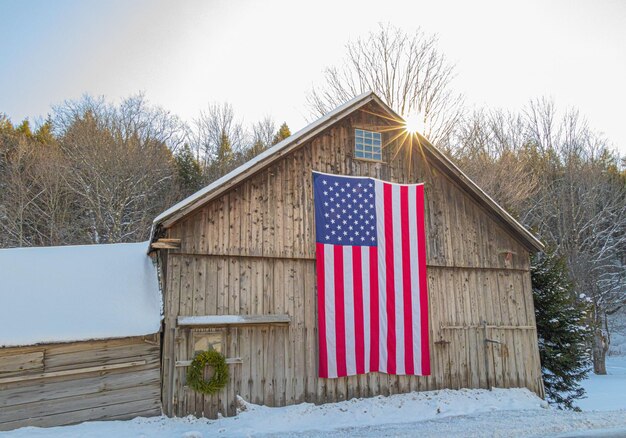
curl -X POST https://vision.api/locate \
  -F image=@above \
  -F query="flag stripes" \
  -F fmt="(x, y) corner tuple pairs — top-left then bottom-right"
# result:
(313, 172), (430, 378)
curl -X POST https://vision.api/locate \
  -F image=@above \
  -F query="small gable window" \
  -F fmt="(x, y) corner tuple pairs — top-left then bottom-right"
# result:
(355, 129), (382, 161)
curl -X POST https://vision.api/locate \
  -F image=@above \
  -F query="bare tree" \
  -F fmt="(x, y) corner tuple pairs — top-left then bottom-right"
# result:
(54, 96), (181, 244)
(308, 24), (464, 145)
(450, 109), (540, 213)
(191, 102), (247, 167)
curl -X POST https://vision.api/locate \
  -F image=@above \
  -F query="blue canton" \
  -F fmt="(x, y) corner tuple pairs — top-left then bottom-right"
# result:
(313, 172), (377, 246)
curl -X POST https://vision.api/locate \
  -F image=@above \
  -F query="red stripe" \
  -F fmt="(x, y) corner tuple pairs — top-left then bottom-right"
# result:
(315, 243), (328, 378)
(369, 246), (379, 372)
(352, 246), (365, 375)
(383, 183), (396, 374)
(400, 186), (415, 374)
(333, 245), (347, 377)
(416, 185), (430, 375)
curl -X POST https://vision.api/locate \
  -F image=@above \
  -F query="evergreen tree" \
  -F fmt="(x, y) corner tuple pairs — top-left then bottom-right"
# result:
(16, 119), (33, 138)
(272, 122), (291, 145)
(34, 117), (55, 145)
(175, 144), (204, 196)
(532, 250), (591, 410)
(216, 130), (233, 165)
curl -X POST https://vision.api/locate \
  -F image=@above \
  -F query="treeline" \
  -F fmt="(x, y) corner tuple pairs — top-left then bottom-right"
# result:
(449, 100), (626, 375)
(0, 95), (290, 247)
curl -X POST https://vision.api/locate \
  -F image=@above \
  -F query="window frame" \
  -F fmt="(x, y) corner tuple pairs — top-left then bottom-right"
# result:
(354, 128), (384, 162)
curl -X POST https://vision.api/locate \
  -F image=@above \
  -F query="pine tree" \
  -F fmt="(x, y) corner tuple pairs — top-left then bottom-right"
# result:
(532, 250), (592, 410)
(175, 144), (204, 196)
(272, 122), (291, 145)
(34, 117), (55, 145)
(16, 119), (33, 138)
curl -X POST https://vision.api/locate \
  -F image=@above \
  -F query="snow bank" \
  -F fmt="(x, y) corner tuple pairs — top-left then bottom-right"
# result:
(6, 387), (626, 437)
(0, 241), (161, 347)
(2, 388), (548, 437)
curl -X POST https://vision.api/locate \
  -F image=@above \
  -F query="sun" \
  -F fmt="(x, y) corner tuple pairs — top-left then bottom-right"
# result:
(404, 112), (424, 134)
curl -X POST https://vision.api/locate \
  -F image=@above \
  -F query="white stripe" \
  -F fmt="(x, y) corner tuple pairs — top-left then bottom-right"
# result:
(343, 246), (357, 376)
(361, 248), (371, 373)
(324, 244), (337, 378)
(391, 184), (405, 375)
(408, 185), (422, 374)
(374, 180), (387, 373)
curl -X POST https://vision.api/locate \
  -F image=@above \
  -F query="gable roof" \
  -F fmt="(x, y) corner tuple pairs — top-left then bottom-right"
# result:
(0, 241), (162, 347)
(152, 92), (543, 252)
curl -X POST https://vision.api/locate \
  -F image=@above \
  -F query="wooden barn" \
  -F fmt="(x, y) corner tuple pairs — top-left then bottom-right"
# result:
(150, 91), (545, 419)
(0, 242), (162, 430)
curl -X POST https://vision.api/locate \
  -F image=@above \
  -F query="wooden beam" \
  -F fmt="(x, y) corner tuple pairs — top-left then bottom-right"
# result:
(177, 314), (291, 327)
(175, 358), (243, 367)
(151, 238), (181, 250)
(0, 360), (147, 385)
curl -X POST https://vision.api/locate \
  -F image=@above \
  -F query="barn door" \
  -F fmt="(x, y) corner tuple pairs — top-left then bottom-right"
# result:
(439, 322), (543, 395)
(171, 327), (239, 418)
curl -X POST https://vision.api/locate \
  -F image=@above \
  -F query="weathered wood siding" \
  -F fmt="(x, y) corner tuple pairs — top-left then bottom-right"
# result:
(0, 335), (161, 430)
(161, 103), (543, 418)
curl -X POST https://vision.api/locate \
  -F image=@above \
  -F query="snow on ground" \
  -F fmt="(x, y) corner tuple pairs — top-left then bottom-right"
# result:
(4, 387), (626, 438)
(0, 241), (161, 347)
(578, 355), (626, 412)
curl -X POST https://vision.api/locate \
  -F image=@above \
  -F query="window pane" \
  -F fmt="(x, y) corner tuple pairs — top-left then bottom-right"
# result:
(355, 150), (364, 158)
(373, 153), (382, 160)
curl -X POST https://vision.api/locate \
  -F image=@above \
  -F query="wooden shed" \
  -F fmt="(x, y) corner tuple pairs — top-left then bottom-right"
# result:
(150, 92), (545, 419)
(0, 242), (162, 430)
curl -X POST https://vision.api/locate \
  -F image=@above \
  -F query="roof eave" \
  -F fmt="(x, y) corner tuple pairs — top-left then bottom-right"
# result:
(153, 91), (378, 230)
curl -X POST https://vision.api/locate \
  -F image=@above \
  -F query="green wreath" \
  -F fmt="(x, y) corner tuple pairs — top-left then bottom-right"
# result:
(187, 350), (229, 395)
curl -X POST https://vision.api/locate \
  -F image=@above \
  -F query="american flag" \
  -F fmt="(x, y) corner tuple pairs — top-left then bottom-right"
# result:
(313, 171), (430, 378)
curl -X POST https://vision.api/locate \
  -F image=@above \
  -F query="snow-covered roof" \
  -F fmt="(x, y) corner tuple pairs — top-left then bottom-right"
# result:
(0, 241), (162, 348)
(152, 92), (543, 252)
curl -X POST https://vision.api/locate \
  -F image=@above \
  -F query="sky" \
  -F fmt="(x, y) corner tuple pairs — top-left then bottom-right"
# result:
(1, 0), (625, 154)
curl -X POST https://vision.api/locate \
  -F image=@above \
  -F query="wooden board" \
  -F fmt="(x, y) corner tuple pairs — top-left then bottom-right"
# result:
(159, 104), (543, 418)
(0, 335), (161, 431)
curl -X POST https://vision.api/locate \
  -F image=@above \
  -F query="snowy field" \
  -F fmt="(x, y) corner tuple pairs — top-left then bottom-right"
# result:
(3, 374), (626, 438)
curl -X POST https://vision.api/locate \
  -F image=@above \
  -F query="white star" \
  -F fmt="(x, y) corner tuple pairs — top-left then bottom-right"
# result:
(343, 231), (348, 236)
(361, 236), (365, 241)
(325, 235), (330, 240)
(324, 213), (329, 218)
(325, 224), (329, 228)
(334, 182), (339, 186)
(366, 231), (370, 236)
(343, 220), (347, 224)
(324, 202), (328, 206)
(355, 231), (360, 236)
(368, 183), (373, 187)
(349, 225), (353, 230)
(357, 183), (362, 187)
(322, 180), (327, 185)
(346, 182), (351, 187)
(323, 191), (328, 196)
(342, 209), (346, 214)
(341, 188), (345, 192)
(371, 236), (375, 241)
(358, 194), (363, 198)
(350, 237), (354, 242)
(330, 219), (335, 224)
(331, 230), (336, 235)
(338, 236), (342, 241)
(330, 208), (335, 213)
(338, 225), (342, 230)
(365, 220), (369, 225)
(347, 193), (351, 198)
